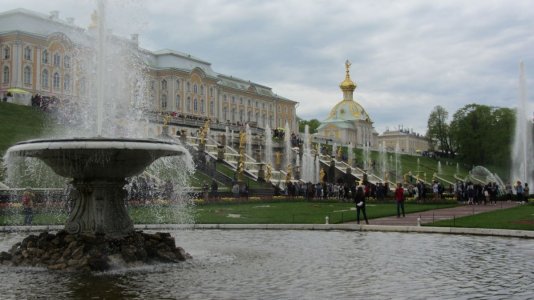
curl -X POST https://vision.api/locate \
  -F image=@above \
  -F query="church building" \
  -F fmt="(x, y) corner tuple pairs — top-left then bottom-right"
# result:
(316, 61), (378, 147)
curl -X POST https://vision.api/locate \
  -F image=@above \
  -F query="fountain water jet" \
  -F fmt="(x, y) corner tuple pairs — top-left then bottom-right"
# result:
(511, 62), (534, 186)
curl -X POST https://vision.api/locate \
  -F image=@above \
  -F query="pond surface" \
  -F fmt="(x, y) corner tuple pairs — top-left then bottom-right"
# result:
(1, 230), (533, 299)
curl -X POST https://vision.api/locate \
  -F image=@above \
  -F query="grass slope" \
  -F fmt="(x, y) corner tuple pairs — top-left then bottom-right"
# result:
(0, 102), (48, 155)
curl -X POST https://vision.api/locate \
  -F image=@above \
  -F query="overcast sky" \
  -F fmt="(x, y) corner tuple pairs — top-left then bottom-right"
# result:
(2, 0), (533, 134)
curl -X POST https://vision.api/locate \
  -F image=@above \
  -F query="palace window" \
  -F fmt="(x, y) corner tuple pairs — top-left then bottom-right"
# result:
(240, 97), (243, 105)
(175, 94), (181, 110)
(3, 66), (9, 83)
(200, 85), (204, 95)
(42, 50), (49, 64)
(64, 74), (70, 91)
(23, 66), (31, 85)
(161, 94), (167, 109)
(150, 80), (155, 90)
(186, 97), (191, 112)
(232, 96), (235, 103)
(24, 46), (32, 61)
(239, 110), (244, 122)
(53, 53), (61, 67)
(209, 87), (213, 97)
(194, 98), (198, 112)
(232, 108), (236, 122)
(223, 94), (227, 102)
(209, 101), (214, 116)
(53, 72), (60, 89)
(41, 69), (49, 88)
(248, 99), (251, 105)
(3, 46), (10, 59)
(187, 82), (190, 92)
(247, 111), (252, 121)
(80, 78), (86, 95)
(64, 55), (70, 68)
(200, 99), (204, 113)
(223, 107), (227, 120)
(193, 84), (198, 94)
(176, 79), (180, 90)
(161, 79), (167, 90)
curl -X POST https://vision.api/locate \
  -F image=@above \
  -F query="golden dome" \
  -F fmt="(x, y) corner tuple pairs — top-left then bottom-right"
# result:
(339, 60), (356, 92)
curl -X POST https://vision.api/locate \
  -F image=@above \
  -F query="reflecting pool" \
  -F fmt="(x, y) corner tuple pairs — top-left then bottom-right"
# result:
(1, 230), (533, 299)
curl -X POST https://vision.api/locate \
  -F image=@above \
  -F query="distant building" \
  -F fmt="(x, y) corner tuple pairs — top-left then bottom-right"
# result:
(315, 60), (378, 147)
(0, 8), (298, 134)
(377, 128), (429, 155)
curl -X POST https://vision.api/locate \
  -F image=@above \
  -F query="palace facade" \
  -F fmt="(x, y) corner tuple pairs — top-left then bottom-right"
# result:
(0, 8), (298, 134)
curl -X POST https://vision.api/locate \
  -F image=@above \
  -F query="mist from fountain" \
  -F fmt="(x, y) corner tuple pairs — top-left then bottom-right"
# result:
(395, 142), (402, 183)
(301, 125), (316, 183)
(363, 142), (370, 171)
(437, 161), (443, 175)
(347, 142), (354, 167)
(264, 124), (273, 167)
(284, 122), (292, 168)
(379, 142), (388, 179)
(225, 126), (230, 147)
(245, 124), (252, 159)
(332, 143), (337, 159)
(511, 62), (533, 186)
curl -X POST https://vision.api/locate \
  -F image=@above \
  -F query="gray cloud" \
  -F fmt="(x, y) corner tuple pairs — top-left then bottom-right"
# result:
(2, 0), (533, 134)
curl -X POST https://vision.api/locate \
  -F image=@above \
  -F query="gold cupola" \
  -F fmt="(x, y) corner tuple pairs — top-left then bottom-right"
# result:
(339, 60), (356, 101)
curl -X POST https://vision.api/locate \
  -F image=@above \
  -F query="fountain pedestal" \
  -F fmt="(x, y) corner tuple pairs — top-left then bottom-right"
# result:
(66, 179), (133, 237)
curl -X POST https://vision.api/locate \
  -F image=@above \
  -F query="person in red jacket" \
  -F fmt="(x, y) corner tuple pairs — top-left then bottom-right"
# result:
(395, 183), (405, 218)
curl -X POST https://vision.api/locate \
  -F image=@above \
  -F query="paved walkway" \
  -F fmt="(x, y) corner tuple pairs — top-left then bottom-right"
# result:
(359, 202), (520, 226)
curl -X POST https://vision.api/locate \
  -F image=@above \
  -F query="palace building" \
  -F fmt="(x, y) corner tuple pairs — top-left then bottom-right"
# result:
(316, 61), (378, 147)
(0, 8), (298, 134)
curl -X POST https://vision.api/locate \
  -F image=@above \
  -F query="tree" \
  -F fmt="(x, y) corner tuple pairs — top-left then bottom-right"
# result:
(299, 119), (321, 133)
(426, 105), (454, 155)
(450, 104), (514, 168)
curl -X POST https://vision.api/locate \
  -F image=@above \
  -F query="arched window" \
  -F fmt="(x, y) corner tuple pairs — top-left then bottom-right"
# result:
(239, 110), (244, 122)
(64, 55), (70, 68)
(41, 69), (49, 88)
(186, 82), (190, 92)
(175, 94), (181, 110)
(232, 108), (236, 122)
(53, 53), (61, 67)
(161, 94), (167, 109)
(209, 101), (214, 116)
(23, 66), (31, 85)
(247, 111), (252, 121)
(176, 79), (180, 90)
(161, 79), (167, 90)
(232, 96), (235, 103)
(193, 98), (198, 112)
(210, 87), (213, 97)
(200, 85), (204, 95)
(255, 112), (259, 122)
(3, 46), (10, 59)
(186, 97), (191, 112)
(64, 74), (70, 91)
(3, 66), (9, 83)
(53, 72), (60, 89)
(200, 99), (204, 114)
(24, 46), (32, 60)
(223, 107), (227, 120)
(223, 94), (227, 102)
(193, 84), (198, 94)
(42, 50), (49, 64)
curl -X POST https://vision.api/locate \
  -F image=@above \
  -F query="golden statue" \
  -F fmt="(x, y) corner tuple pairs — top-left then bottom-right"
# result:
(285, 164), (292, 182)
(265, 164), (272, 182)
(239, 131), (246, 150)
(199, 118), (210, 145)
(163, 114), (172, 128)
(320, 168), (326, 183)
(274, 151), (282, 166)
(89, 10), (98, 29)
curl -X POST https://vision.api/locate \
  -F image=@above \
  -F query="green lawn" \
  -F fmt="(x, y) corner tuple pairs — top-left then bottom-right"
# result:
(194, 201), (456, 224)
(0, 201), (455, 225)
(429, 204), (534, 231)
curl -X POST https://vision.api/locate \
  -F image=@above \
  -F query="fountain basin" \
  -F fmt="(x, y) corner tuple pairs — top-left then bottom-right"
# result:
(7, 138), (183, 180)
(6, 138), (185, 237)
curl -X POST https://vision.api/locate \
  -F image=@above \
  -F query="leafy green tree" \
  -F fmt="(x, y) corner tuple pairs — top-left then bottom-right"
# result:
(450, 104), (514, 168)
(426, 105), (455, 155)
(299, 119), (321, 133)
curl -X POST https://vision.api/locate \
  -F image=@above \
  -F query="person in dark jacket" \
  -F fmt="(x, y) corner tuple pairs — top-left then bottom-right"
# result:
(395, 183), (405, 217)
(354, 186), (369, 224)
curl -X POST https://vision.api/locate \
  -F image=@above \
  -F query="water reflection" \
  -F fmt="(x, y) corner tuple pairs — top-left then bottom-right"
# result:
(1, 230), (533, 299)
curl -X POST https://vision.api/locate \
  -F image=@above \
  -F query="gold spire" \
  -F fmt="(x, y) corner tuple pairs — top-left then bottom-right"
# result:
(339, 59), (356, 92)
